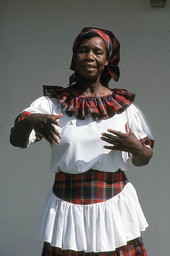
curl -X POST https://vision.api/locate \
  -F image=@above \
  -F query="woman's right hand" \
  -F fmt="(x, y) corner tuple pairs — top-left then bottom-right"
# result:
(10, 113), (63, 148)
(27, 113), (63, 144)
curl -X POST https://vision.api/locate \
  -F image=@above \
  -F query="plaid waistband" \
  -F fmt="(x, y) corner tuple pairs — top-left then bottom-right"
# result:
(53, 169), (128, 205)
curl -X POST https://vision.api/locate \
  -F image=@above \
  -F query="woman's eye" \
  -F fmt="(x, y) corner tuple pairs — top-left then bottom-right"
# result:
(96, 51), (102, 55)
(94, 49), (103, 55)
(77, 47), (104, 56)
(78, 48), (87, 53)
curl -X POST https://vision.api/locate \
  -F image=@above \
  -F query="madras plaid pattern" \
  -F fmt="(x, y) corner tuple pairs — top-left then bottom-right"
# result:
(52, 169), (128, 204)
(140, 136), (154, 149)
(14, 111), (32, 125)
(70, 27), (120, 85)
(43, 86), (135, 120)
(41, 237), (147, 256)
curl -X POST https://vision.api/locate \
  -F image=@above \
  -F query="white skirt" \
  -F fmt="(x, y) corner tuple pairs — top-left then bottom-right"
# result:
(37, 183), (148, 253)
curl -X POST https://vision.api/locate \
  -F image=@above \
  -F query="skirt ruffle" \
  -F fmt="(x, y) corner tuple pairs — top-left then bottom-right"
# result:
(38, 183), (148, 253)
(41, 237), (147, 256)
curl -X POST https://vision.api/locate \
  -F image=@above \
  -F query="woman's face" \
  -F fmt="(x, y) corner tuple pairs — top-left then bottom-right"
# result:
(74, 37), (108, 81)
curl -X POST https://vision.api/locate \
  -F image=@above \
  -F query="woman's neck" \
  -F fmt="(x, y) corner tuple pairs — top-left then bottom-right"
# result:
(70, 79), (112, 97)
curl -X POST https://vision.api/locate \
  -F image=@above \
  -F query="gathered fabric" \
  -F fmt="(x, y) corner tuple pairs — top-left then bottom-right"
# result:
(41, 237), (147, 256)
(14, 86), (154, 150)
(38, 182), (148, 252)
(69, 27), (120, 85)
(43, 85), (135, 120)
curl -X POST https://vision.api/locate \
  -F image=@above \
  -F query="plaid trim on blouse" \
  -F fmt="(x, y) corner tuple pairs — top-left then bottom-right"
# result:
(43, 86), (135, 120)
(53, 169), (128, 204)
(14, 90), (154, 149)
(14, 111), (32, 125)
(41, 237), (147, 256)
(140, 136), (154, 149)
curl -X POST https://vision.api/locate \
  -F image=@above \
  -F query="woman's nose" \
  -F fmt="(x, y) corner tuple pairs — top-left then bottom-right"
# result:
(85, 50), (94, 60)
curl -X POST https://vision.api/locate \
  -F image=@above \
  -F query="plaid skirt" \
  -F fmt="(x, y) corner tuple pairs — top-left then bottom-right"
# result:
(41, 169), (147, 256)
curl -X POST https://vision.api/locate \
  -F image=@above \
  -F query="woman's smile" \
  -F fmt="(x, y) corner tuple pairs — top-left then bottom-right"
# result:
(82, 64), (97, 71)
(74, 37), (108, 80)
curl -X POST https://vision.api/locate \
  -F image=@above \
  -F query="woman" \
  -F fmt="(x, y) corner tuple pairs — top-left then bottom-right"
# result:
(10, 27), (154, 256)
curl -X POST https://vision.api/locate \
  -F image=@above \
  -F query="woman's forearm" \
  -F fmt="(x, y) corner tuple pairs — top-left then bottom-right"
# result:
(10, 116), (33, 148)
(10, 113), (63, 148)
(132, 146), (153, 166)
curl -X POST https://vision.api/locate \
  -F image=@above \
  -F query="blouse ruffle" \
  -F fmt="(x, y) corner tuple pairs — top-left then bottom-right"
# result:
(38, 183), (148, 253)
(43, 85), (135, 120)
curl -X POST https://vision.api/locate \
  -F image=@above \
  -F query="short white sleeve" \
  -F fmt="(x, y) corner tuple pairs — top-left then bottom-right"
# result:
(126, 104), (154, 143)
(23, 96), (55, 115)
(17, 96), (61, 146)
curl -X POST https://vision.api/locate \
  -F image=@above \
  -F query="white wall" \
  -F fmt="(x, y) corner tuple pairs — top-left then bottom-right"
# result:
(1, 0), (170, 255)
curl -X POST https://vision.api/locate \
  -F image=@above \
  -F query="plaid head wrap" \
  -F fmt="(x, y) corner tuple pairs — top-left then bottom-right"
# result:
(70, 27), (120, 85)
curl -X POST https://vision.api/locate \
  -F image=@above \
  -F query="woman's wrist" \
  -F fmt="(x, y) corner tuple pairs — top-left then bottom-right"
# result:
(10, 116), (33, 148)
(131, 145), (153, 166)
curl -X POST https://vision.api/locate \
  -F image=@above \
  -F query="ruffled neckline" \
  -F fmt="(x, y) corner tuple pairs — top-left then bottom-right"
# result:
(43, 85), (135, 120)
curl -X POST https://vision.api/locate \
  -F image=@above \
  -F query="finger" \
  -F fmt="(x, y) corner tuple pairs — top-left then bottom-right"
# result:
(103, 145), (121, 150)
(50, 124), (62, 139)
(47, 115), (63, 138)
(101, 133), (123, 146)
(49, 114), (63, 127)
(38, 126), (61, 144)
(103, 145), (115, 150)
(125, 122), (131, 134)
(51, 114), (63, 124)
(51, 113), (63, 119)
(47, 133), (61, 144)
(103, 145), (129, 152)
(107, 129), (126, 137)
(40, 130), (56, 144)
(55, 113), (63, 119)
(51, 119), (61, 127)
(101, 136), (123, 148)
(101, 132), (118, 140)
(101, 136), (115, 145)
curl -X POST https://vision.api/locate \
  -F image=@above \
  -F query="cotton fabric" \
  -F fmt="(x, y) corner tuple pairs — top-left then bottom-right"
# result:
(43, 86), (135, 120)
(14, 86), (154, 253)
(38, 183), (148, 252)
(52, 169), (128, 204)
(17, 94), (153, 174)
(41, 237), (147, 256)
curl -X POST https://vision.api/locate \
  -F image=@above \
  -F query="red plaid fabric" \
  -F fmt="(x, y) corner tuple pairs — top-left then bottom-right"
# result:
(14, 111), (32, 124)
(41, 237), (147, 256)
(53, 169), (128, 204)
(140, 136), (154, 149)
(43, 86), (135, 120)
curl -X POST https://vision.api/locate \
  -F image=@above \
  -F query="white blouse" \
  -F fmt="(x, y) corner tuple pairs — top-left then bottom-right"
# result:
(25, 96), (153, 174)
(21, 95), (154, 252)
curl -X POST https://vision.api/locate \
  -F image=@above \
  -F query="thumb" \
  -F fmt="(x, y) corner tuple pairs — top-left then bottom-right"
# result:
(51, 113), (63, 120)
(125, 122), (131, 134)
(50, 113), (63, 126)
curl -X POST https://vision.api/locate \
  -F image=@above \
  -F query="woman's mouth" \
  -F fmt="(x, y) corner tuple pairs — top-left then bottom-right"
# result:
(83, 65), (96, 71)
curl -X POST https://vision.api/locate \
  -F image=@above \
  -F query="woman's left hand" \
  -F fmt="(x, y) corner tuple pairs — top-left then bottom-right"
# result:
(101, 123), (143, 154)
(101, 123), (153, 166)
